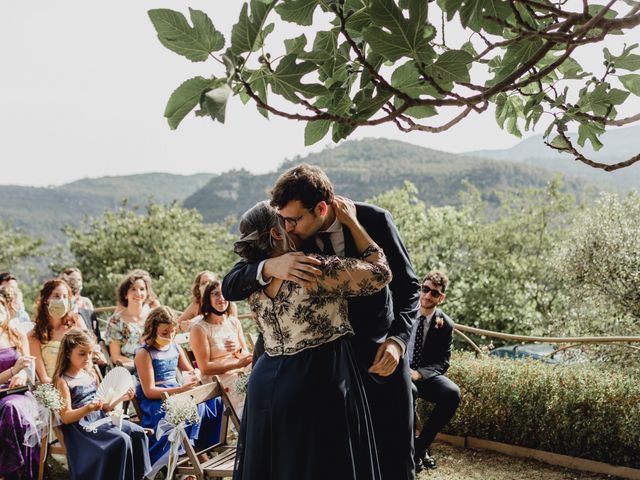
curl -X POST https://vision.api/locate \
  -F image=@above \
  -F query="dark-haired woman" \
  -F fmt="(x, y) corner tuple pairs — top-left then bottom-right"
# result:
(177, 271), (239, 332)
(190, 281), (252, 414)
(28, 279), (86, 384)
(105, 270), (157, 369)
(232, 199), (392, 480)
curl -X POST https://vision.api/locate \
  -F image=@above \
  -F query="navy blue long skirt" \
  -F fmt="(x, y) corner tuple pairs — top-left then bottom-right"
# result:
(233, 335), (381, 480)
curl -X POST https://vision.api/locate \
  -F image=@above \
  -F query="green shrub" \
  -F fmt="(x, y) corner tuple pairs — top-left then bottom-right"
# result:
(419, 352), (640, 468)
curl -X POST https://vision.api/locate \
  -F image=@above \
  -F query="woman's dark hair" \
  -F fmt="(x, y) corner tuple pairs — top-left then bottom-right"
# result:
(116, 269), (155, 307)
(199, 280), (230, 317)
(233, 201), (295, 263)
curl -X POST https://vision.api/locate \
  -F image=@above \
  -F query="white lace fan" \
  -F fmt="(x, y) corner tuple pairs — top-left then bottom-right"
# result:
(96, 366), (134, 406)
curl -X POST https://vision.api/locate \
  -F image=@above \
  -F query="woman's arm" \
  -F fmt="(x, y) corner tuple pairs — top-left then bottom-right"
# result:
(312, 197), (392, 298)
(57, 377), (102, 424)
(134, 348), (193, 400)
(108, 341), (133, 368)
(191, 324), (251, 376)
(177, 303), (198, 332)
(28, 332), (50, 383)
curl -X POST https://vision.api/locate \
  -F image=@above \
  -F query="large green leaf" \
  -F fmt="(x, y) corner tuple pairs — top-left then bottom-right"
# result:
(363, 0), (436, 63)
(424, 50), (473, 88)
(615, 54), (640, 71)
(578, 84), (630, 116)
(439, 0), (509, 35)
(489, 38), (544, 85)
(275, 0), (319, 26)
(304, 119), (331, 145)
(148, 9), (225, 62)
(230, 0), (275, 55)
(619, 74), (640, 96)
(578, 122), (605, 151)
(164, 76), (219, 129)
(203, 84), (233, 123)
(269, 54), (328, 103)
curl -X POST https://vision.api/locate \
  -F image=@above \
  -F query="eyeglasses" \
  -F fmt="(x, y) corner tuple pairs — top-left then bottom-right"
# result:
(277, 208), (314, 229)
(421, 286), (443, 298)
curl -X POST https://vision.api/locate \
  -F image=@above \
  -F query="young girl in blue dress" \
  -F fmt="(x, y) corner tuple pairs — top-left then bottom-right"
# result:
(134, 306), (223, 476)
(54, 329), (151, 480)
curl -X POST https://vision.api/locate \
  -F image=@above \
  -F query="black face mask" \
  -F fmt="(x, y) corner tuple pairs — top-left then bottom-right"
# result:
(210, 305), (228, 316)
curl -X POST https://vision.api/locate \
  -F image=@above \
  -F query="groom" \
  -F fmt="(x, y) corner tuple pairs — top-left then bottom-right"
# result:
(223, 164), (420, 479)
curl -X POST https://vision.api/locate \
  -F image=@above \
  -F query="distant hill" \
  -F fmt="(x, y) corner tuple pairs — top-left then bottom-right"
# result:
(184, 138), (588, 223)
(466, 125), (640, 192)
(0, 173), (214, 241)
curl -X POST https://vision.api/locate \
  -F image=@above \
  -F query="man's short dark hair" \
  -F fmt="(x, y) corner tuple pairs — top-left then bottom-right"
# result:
(423, 271), (449, 292)
(0, 272), (17, 284)
(270, 164), (334, 210)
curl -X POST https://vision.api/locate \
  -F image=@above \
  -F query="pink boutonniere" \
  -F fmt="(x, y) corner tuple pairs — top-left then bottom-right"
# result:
(435, 317), (444, 329)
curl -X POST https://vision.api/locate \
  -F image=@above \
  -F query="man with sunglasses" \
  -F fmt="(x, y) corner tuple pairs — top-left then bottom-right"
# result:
(223, 164), (420, 480)
(408, 270), (461, 472)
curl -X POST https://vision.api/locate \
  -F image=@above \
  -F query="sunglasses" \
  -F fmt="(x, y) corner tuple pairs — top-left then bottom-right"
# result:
(420, 286), (443, 298)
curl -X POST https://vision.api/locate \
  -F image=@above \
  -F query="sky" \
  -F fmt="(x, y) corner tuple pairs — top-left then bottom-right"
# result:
(1, 1), (638, 186)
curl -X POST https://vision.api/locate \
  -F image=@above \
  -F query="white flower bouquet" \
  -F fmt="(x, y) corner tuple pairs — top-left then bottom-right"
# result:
(232, 373), (249, 395)
(162, 395), (200, 427)
(33, 383), (66, 412)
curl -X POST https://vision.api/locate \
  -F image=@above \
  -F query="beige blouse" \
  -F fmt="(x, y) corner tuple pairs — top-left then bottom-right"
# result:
(192, 316), (246, 385)
(247, 245), (392, 356)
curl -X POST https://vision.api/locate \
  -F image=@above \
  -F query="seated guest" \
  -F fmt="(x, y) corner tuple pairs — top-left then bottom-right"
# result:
(28, 279), (86, 383)
(408, 270), (461, 472)
(177, 271), (238, 332)
(60, 267), (101, 342)
(190, 280), (252, 413)
(60, 267), (94, 311)
(54, 329), (151, 480)
(134, 306), (222, 477)
(0, 285), (32, 333)
(105, 270), (156, 369)
(0, 294), (40, 480)
(0, 272), (31, 324)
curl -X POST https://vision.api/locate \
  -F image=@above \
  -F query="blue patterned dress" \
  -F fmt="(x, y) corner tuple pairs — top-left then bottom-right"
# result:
(59, 370), (151, 480)
(134, 342), (223, 475)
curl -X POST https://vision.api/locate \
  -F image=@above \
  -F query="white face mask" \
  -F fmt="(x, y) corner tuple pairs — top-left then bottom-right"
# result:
(47, 298), (69, 319)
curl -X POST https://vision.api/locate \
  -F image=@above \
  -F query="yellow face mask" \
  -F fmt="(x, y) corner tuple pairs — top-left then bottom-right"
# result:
(155, 336), (172, 348)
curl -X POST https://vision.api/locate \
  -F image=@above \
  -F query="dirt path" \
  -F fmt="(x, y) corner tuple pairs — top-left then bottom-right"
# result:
(48, 441), (621, 479)
(419, 441), (619, 480)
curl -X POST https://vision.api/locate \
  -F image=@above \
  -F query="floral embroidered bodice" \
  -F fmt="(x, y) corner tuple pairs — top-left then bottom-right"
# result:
(247, 246), (392, 356)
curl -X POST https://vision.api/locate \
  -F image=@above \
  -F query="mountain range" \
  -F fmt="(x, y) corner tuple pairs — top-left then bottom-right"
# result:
(1, 127), (637, 242)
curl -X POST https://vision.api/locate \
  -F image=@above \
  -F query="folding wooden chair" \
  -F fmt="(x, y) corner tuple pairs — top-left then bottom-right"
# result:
(162, 376), (241, 480)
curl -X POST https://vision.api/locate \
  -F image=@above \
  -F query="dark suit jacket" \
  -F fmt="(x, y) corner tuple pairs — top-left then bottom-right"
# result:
(406, 309), (454, 382)
(222, 202), (420, 362)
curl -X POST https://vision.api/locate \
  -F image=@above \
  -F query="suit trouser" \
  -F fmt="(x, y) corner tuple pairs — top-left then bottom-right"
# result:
(413, 375), (461, 457)
(357, 344), (415, 480)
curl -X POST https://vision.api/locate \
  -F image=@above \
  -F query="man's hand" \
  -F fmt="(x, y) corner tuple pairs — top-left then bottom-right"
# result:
(262, 252), (322, 288)
(410, 369), (422, 382)
(368, 339), (403, 377)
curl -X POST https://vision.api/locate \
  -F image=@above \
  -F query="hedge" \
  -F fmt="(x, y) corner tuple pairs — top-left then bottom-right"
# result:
(418, 352), (640, 468)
